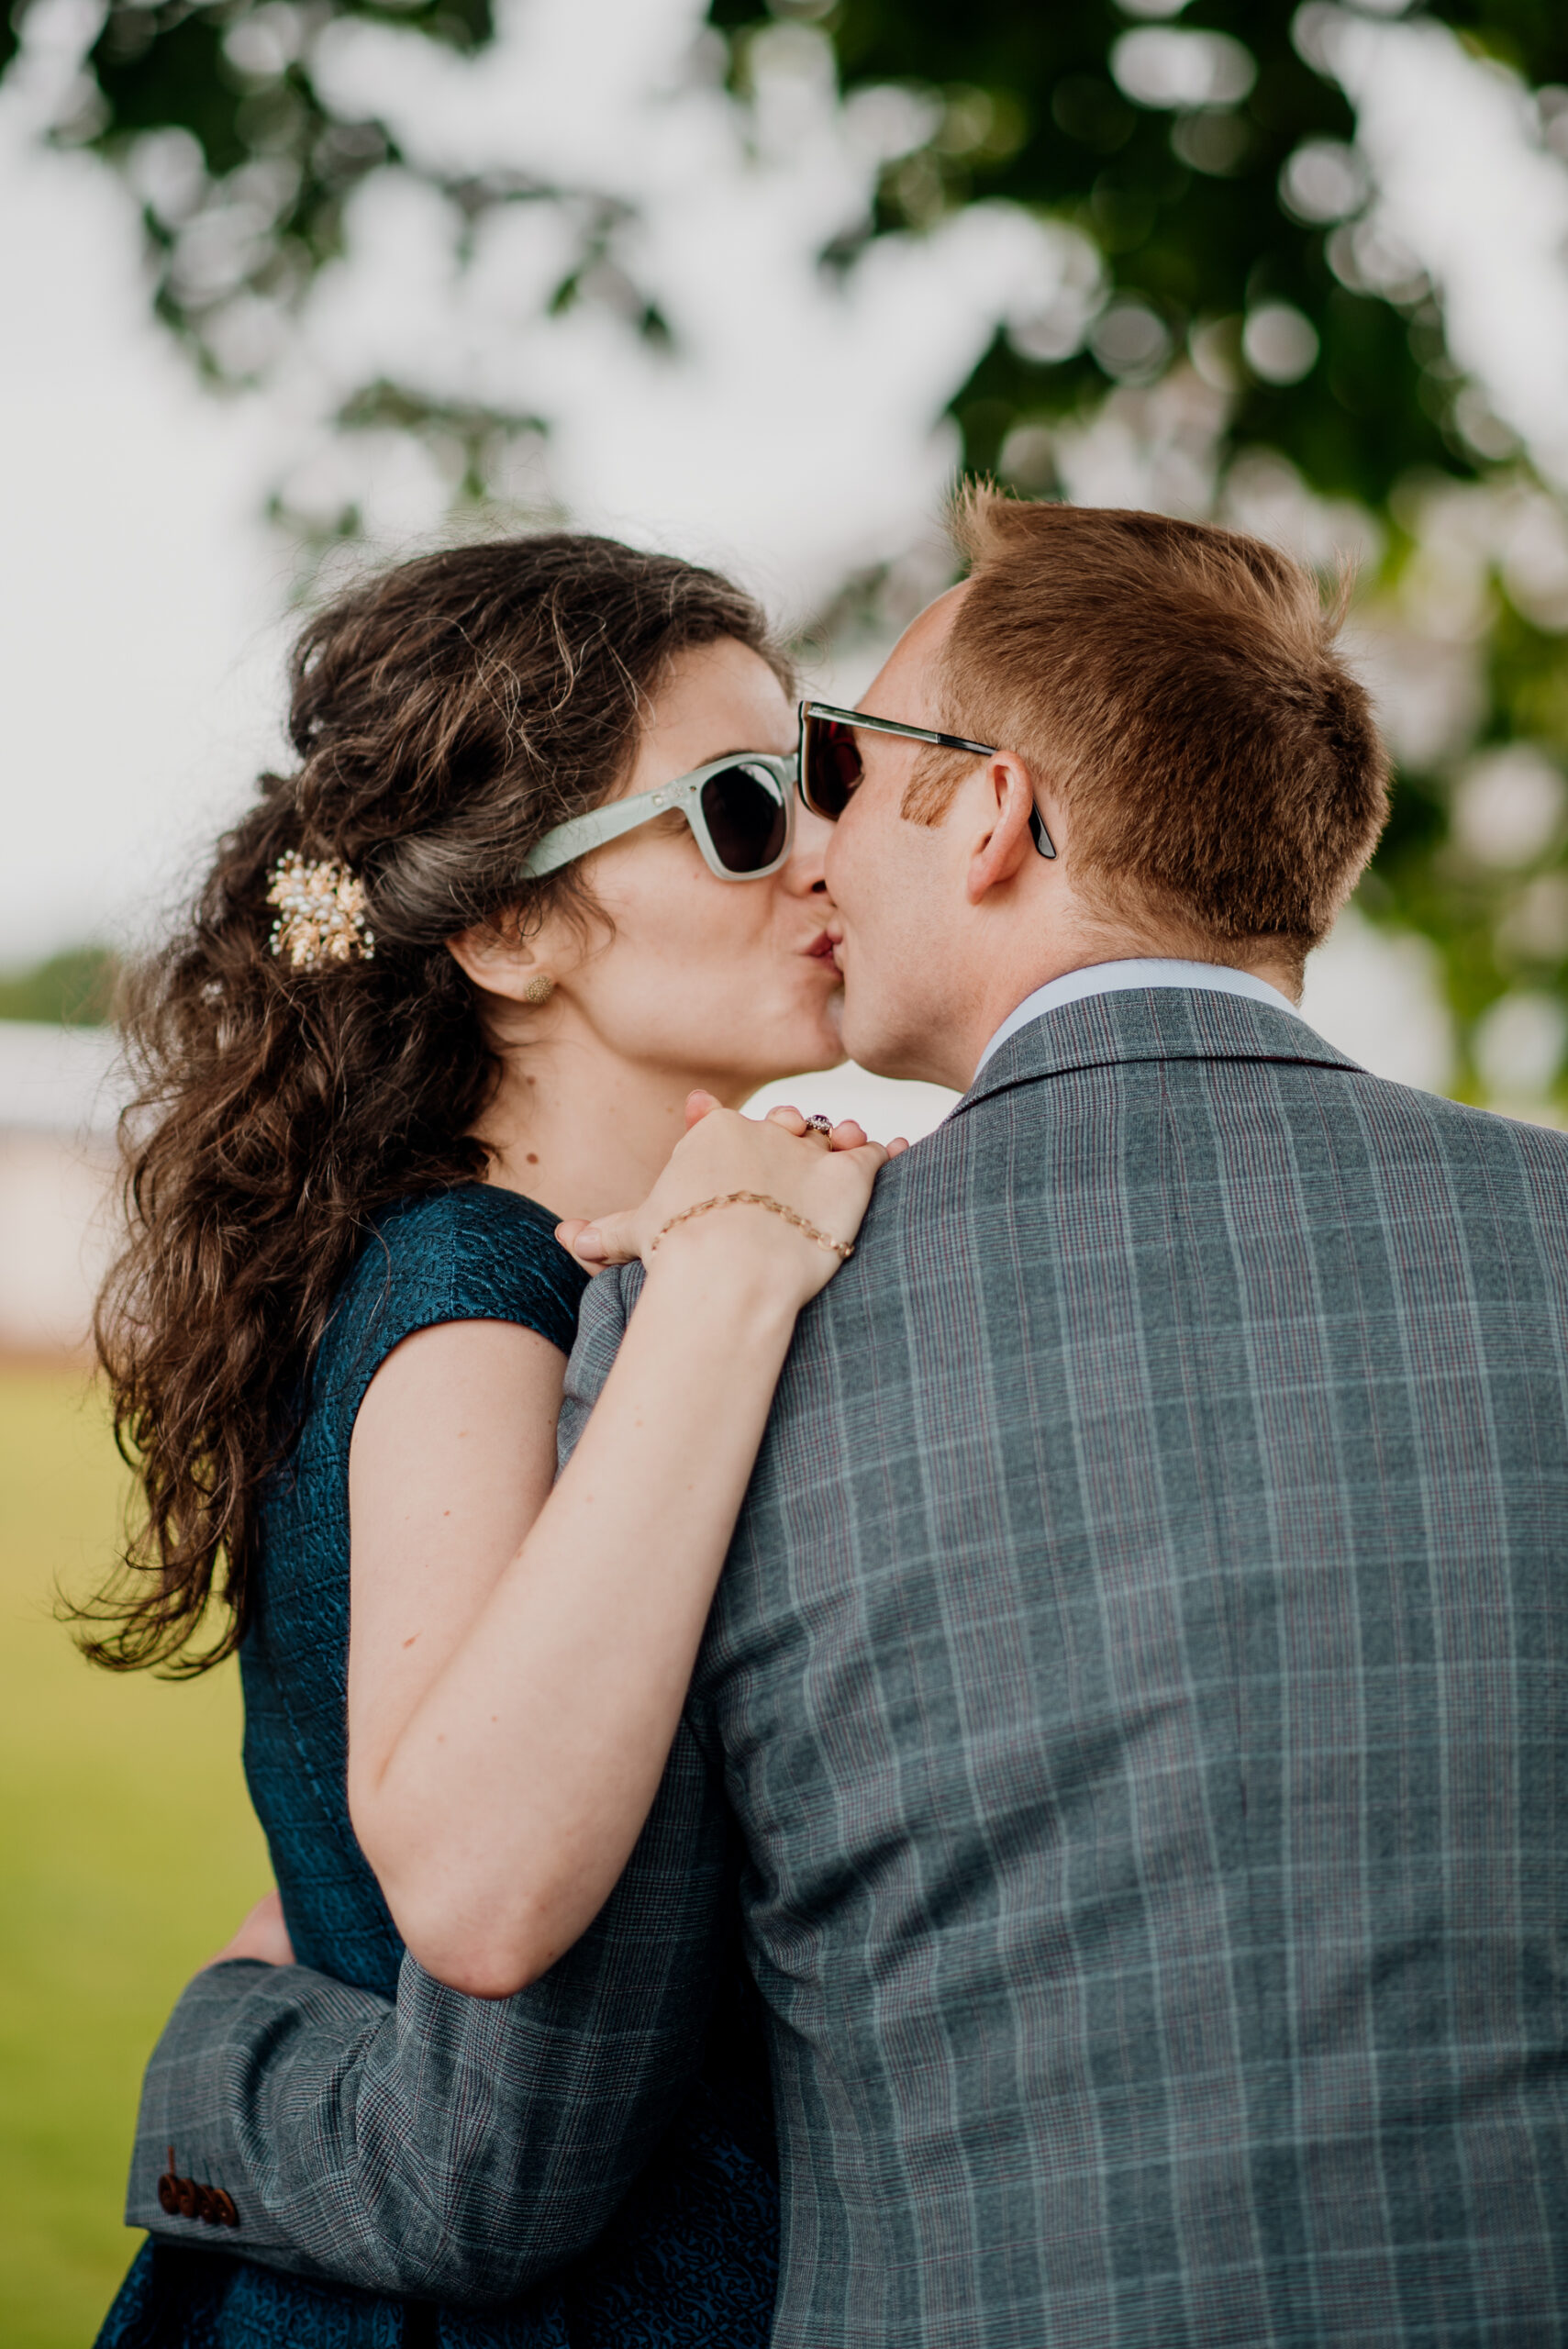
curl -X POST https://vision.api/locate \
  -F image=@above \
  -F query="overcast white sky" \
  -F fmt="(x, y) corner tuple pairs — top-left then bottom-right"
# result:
(0, 115), (286, 964)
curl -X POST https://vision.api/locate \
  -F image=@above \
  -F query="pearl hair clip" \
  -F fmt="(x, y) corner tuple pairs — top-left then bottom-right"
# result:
(267, 852), (376, 972)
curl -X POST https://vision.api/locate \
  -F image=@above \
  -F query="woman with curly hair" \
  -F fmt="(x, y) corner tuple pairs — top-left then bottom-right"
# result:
(88, 532), (895, 2347)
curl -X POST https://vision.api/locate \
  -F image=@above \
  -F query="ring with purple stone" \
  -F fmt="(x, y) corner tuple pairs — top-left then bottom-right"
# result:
(805, 1114), (834, 1137)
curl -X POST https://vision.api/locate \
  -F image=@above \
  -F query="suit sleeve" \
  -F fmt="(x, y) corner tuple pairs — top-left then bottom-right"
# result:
(126, 1265), (727, 2306)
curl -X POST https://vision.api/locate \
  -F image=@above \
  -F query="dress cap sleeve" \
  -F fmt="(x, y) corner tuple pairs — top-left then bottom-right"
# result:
(317, 1185), (589, 1445)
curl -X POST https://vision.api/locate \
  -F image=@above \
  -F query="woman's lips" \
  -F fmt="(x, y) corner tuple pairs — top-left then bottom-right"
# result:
(802, 931), (839, 965)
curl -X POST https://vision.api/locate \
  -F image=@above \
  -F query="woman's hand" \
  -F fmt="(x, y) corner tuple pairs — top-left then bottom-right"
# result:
(556, 1090), (907, 1307)
(203, 1887), (295, 1970)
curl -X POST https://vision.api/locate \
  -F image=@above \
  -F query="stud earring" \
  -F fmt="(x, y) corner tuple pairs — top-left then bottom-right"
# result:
(522, 974), (555, 1006)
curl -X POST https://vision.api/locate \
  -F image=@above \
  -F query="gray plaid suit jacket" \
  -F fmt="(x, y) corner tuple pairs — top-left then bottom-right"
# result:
(131, 987), (1568, 2344)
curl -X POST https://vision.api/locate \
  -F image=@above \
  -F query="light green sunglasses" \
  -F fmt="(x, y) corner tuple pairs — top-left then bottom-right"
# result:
(521, 752), (796, 883)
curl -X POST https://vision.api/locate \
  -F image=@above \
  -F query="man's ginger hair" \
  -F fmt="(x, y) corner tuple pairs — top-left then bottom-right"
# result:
(910, 489), (1389, 982)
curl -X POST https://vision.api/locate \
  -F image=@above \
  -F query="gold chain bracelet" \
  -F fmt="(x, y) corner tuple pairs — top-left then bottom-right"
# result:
(650, 1190), (854, 1260)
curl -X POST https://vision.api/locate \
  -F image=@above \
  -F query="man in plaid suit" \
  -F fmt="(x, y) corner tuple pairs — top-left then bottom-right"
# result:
(129, 498), (1568, 2343)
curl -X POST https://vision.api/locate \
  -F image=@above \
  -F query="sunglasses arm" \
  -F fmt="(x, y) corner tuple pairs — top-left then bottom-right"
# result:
(803, 701), (1056, 858)
(520, 786), (678, 882)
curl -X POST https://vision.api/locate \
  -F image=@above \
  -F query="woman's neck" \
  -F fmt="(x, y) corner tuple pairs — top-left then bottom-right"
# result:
(473, 1023), (748, 1225)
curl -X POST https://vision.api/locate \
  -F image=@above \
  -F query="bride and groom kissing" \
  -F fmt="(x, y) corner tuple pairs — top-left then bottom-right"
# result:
(95, 491), (1568, 2347)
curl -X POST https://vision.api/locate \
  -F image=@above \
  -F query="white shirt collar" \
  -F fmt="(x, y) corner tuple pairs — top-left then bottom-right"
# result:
(976, 958), (1302, 1074)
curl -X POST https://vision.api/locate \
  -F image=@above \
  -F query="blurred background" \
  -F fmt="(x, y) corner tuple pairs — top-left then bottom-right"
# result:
(4, 0), (1568, 2335)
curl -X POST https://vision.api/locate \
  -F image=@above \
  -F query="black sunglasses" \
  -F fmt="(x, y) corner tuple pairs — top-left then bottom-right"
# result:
(797, 702), (1056, 858)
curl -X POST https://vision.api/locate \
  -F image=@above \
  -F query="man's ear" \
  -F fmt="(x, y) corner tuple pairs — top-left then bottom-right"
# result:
(966, 754), (1049, 907)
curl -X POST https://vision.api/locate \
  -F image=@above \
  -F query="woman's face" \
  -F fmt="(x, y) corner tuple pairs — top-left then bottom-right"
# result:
(535, 637), (843, 1097)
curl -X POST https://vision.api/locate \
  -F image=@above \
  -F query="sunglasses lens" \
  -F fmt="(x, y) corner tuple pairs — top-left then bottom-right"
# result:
(806, 716), (862, 819)
(700, 763), (789, 874)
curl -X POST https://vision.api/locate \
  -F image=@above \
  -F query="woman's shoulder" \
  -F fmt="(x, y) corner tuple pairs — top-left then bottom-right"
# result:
(373, 1179), (577, 1275)
(325, 1184), (589, 1391)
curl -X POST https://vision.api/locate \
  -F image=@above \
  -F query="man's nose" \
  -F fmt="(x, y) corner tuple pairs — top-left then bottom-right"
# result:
(785, 803), (834, 896)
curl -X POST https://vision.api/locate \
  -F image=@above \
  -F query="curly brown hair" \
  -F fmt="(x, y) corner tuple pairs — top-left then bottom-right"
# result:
(82, 532), (784, 1675)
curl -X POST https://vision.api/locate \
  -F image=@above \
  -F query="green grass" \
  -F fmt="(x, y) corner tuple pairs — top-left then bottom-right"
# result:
(0, 1368), (269, 2347)
(0, 948), (117, 1026)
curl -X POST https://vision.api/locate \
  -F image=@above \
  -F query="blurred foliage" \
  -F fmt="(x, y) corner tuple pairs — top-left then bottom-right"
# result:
(20, 0), (495, 369)
(6, 0), (1568, 1101)
(719, 1), (1568, 503)
(0, 946), (119, 1026)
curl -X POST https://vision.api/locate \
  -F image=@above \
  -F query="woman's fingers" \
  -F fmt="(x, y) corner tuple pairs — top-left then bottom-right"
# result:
(555, 1216), (623, 1268)
(767, 1108), (867, 1151)
(559, 1208), (639, 1267)
(764, 1105), (838, 1146)
(684, 1087), (723, 1130)
(721, 1103), (889, 1154)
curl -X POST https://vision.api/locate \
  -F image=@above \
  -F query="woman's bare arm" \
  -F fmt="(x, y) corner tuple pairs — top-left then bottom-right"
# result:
(346, 1101), (892, 1997)
(347, 1315), (565, 1797)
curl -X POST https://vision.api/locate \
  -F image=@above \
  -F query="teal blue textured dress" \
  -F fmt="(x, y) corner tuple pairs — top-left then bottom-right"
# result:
(97, 1185), (778, 2348)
